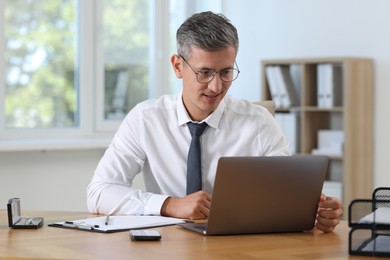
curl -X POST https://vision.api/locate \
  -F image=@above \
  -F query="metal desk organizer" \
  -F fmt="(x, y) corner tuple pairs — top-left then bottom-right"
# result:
(348, 187), (390, 257)
(7, 198), (44, 229)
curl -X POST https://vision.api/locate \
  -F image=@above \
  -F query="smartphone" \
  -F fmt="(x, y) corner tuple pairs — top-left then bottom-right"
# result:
(129, 229), (161, 241)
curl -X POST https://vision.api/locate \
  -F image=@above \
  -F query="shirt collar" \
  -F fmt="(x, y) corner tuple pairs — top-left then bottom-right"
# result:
(176, 91), (225, 129)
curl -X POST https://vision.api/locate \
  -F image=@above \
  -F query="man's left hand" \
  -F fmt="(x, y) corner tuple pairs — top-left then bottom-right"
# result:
(316, 195), (343, 233)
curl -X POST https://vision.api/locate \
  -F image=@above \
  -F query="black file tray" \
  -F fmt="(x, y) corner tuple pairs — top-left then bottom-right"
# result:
(348, 187), (390, 257)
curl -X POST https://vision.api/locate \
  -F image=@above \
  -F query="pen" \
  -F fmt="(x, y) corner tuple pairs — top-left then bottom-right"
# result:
(76, 224), (95, 230)
(63, 221), (98, 230)
(105, 215), (110, 225)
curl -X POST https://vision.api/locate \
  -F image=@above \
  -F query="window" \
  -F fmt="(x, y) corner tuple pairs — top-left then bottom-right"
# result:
(3, 0), (78, 129)
(0, 0), (221, 148)
(95, 0), (154, 130)
(101, 0), (151, 121)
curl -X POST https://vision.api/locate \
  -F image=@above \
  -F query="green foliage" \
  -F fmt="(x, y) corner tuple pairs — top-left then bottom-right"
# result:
(5, 0), (150, 128)
(5, 0), (77, 128)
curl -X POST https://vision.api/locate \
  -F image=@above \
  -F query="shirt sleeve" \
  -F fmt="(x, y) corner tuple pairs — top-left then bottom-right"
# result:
(86, 106), (169, 215)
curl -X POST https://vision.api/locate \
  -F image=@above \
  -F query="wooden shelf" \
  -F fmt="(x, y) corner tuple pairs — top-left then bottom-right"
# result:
(261, 57), (373, 207)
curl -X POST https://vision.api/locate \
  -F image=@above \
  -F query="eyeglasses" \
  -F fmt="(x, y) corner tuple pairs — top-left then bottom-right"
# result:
(178, 54), (240, 83)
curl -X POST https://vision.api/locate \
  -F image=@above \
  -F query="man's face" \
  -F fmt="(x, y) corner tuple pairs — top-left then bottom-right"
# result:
(171, 46), (237, 121)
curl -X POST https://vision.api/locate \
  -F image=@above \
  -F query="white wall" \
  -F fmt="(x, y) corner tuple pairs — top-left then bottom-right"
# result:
(0, 150), (104, 211)
(1, 0), (389, 212)
(0, 149), (144, 211)
(224, 0), (390, 188)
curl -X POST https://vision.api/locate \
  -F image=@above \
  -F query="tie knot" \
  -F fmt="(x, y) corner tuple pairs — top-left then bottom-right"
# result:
(188, 122), (207, 137)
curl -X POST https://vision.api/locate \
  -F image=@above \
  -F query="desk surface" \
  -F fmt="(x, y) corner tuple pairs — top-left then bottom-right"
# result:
(0, 210), (369, 260)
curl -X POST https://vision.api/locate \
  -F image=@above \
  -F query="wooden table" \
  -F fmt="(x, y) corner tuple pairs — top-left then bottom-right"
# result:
(0, 210), (373, 259)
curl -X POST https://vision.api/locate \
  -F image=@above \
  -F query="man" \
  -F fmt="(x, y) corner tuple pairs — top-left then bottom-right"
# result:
(87, 11), (343, 232)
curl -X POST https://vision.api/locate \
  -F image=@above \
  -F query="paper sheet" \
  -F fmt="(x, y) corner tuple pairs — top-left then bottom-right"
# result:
(358, 207), (390, 225)
(361, 235), (390, 253)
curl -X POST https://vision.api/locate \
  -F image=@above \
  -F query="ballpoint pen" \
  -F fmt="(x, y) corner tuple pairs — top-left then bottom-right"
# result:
(105, 215), (110, 225)
(63, 221), (97, 230)
(76, 223), (95, 230)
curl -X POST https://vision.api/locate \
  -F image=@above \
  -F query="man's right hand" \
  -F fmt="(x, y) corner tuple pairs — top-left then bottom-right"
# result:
(160, 191), (212, 220)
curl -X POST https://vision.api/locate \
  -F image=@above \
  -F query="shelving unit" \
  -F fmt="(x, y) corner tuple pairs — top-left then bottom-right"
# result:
(261, 57), (373, 207)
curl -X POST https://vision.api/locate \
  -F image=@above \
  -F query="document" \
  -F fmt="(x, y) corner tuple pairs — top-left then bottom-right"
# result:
(49, 215), (186, 233)
(358, 207), (390, 225)
(360, 235), (390, 253)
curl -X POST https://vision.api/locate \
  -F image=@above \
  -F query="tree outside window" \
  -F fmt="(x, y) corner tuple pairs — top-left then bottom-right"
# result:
(4, 0), (151, 128)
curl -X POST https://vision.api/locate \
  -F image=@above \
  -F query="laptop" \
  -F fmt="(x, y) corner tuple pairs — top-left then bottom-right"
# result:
(178, 155), (329, 235)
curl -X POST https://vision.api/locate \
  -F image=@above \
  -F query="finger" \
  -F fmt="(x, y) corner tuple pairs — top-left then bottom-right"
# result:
(203, 200), (211, 210)
(189, 213), (206, 220)
(206, 192), (212, 202)
(198, 194), (212, 215)
(187, 207), (207, 220)
(196, 190), (212, 200)
(205, 194), (212, 208)
(186, 192), (211, 219)
(317, 210), (341, 223)
(319, 197), (342, 210)
(194, 191), (212, 208)
(317, 216), (340, 230)
(189, 204), (209, 220)
(318, 207), (344, 219)
(316, 221), (336, 233)
(198, 204), (210, 218)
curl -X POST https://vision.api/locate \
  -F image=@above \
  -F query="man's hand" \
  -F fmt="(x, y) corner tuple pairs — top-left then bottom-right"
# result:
(160, 191), (212, 220)
(316, 195), (343, 232)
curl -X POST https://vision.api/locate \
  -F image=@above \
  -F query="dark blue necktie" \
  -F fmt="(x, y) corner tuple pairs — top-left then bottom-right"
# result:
(186, 122), (208, 195)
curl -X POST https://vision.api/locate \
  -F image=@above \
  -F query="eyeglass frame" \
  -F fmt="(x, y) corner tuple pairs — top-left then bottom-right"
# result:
(177, 54), (240, 83)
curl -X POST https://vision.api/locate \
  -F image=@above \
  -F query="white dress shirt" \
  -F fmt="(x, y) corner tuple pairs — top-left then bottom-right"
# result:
(87, 93), (291, 215)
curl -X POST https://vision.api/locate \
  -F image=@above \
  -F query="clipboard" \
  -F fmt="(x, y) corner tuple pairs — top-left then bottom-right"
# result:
(48, 215), (186, 233)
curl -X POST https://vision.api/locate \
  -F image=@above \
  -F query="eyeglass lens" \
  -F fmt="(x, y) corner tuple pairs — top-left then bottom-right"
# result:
(179, 54), (239, 83)
(197, 69), (239, 83)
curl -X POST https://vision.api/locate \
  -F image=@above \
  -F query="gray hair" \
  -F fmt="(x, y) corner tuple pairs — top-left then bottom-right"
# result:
(176, 11), (239, 58)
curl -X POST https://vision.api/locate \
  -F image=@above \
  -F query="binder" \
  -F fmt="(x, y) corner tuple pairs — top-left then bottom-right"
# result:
(274, 66), (298, 108)
(317, 64), (343, 108)
(265, 66), (282, 108)
(317, 64), (326, 107)
(266, 65), (298, 108)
